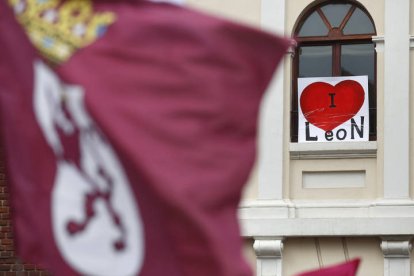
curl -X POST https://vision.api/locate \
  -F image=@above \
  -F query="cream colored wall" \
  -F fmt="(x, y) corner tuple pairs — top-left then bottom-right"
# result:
(186, 0), (261, 27)
(283, 238), (383, 276)
(242, 164), (259, 200)
(286, 0), (312, 37)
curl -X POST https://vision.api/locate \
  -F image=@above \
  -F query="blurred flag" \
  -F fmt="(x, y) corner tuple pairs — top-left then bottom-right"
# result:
(296, 259), (361, 276)
(0, 0), (289, 275)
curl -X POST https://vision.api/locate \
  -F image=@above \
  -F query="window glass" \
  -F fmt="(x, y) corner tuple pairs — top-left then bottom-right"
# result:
(341, 43), (376, 135)
(299, 46), (332, 78)
(341, 44), (375, 83)
(298, 12), (328, 37)
(343, 8), (375, 34)
(321, 4), (352, 27)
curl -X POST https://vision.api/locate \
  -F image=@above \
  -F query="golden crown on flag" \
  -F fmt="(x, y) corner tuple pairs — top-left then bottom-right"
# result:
(8, 0), (116, 64)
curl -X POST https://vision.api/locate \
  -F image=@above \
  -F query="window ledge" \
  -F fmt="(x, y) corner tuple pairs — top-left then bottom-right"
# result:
(290, 141), (377, 160)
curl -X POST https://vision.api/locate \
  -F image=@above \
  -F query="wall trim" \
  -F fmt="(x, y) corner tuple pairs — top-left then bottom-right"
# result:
(257, 0), (286, 200)
(289, 141), (377, 160)
(372, 36), (414, 51)
(381, 239), (412, 257)
(254, 239), (284, 276)
(383, 0), (410, 199)
(372, 35), (384, 52)
(381, 238), (412, 276)
(254, 239), (284, 257)
(239, 199), (414, 237)
(240, 217), (414, 237)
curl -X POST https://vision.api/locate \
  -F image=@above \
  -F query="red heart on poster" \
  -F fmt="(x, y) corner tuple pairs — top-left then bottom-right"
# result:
(300, 80), (365, 131)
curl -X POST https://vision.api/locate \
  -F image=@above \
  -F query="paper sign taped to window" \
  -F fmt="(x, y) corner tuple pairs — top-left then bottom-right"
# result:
(298, 76), (369, 143)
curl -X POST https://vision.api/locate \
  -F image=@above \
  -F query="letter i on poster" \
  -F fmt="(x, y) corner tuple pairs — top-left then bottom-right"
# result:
(297, 76), (369, 143)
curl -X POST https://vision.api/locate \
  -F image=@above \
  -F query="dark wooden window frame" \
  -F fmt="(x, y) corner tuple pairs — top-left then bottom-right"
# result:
(291, 0), (377, 142)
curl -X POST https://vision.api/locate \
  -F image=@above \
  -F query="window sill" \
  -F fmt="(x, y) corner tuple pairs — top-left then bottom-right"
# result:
(289, 141), (377, 160)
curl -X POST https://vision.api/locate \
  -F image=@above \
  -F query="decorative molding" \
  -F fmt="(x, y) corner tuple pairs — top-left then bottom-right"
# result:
(241, 217), (414, 238)
(381, 239), (412, 257)
(302, 171), (365, 189)
(372, 36), (384, 53)
(254, 239), (284, 258)
(372, 36), (414, 51)
(239, 199), (414, 237)
(254, 239), (284, 276)
(287, 46), (296, 58)
(257, 0), (286, 200)
(239, 201), (291, 220)
(289, 141), (377, 160)
(381, 237), (412, 276)
(383, 0), (410, 199)
(239, 199), (414, 219)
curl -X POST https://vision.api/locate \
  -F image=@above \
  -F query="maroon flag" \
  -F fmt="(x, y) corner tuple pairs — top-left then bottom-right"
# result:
(0, 0), (289, 275)
(296, 259), (361, 276)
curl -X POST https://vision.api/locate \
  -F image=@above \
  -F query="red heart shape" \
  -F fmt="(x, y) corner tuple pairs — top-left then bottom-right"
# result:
(300, 80), (365, 131)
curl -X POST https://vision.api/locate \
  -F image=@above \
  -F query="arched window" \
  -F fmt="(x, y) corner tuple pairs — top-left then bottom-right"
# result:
(291, 0), (376, 142)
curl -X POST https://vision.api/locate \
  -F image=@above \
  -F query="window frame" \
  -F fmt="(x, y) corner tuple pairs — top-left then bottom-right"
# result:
(291, 0), (377, 142)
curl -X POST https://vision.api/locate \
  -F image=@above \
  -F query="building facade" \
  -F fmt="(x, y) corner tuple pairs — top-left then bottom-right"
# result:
(187, 0), (414, 275)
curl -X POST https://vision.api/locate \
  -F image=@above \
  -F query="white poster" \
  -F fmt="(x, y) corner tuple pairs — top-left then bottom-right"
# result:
(298, 76), (369, 143)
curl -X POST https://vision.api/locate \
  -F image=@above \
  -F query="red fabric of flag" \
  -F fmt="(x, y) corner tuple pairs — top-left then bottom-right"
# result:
(0, 0), (290, 275)
(296, 259), (361, 276)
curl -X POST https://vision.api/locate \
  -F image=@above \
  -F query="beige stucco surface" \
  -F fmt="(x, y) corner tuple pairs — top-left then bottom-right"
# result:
(283, 238), (321, 275)
(241, 164), (258, 200)
(186, 0), (261, 27)
(286, 0), (313, 37)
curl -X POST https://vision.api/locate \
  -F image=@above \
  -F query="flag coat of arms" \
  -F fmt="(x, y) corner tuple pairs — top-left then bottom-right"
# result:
(0, 0), (289, 275)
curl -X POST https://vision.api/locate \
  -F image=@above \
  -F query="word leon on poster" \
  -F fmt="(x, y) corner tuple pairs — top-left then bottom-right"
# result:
(298, 76), (369, 143)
